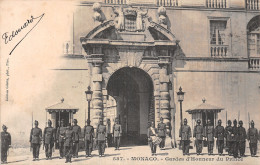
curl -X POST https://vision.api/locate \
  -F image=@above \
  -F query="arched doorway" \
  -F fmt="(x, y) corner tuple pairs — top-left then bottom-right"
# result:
(107, 67), (154, 145)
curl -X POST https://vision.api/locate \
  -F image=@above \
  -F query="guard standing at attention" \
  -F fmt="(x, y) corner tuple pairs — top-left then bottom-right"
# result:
(72, 119), (81, 158)
(1, 125), (11, 164)
(204, 119), (214, 155)
(225, 120), (233, 156)
(64, 123), (75, 163)
(231, 119), (239, 158)
(113, 117), (122, 150)
(43, 120), (56, 160)
(179, 118), (191, 156)
(193, 119), (203, 155)
(237, 120), (246, 157)
(247, 120), (258, 157)
(157, 117), (167, 150)
(84, 119), (94, 157)
(30, 120), (42, 161)
(214, 119), (225, 156)
(96, 118), (107, 157)
(56, 119), (66, 159)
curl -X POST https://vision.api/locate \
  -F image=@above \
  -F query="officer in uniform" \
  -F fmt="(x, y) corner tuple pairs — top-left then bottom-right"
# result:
(225, 120), (232, 156)
(84, 119), (94, 157)
(157, 117), (166, 150)
(64, 123), (75, 163)
(113, 117), (122, 150)
(179, 118), (191, 156)
(56, 119), (66, 159)
(147, 121), (158, 156)
(96, 118), (107, 157)
(238, 120), (246, 157)
(1, 125), (11, 164)
(30, 120), (42, 161)
(214, 119), (225, 156)
(43, 119), (56, 160)
(193, 119), (203, 155)
(231, 119), (239, 158)
(72, 119), (81, 158)
(204, 119), (214, 155)
(247, 120), (258, 157)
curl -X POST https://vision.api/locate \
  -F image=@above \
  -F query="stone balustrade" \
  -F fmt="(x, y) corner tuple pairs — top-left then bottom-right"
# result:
(206, 0), (227, 8)
(157, 0), (179, 6)
(247, 0), (259, 10)
(103, 0), (127, 4)
(210, 45), (228, 58)
(249, 57), (260, 69)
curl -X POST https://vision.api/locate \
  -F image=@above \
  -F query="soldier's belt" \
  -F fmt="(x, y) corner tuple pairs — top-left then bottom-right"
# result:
(98, 132), (105, 134)
(32, 135), (40, 137)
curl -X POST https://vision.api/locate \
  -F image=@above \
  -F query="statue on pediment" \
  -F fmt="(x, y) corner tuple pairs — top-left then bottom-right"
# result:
(112, 6), (125, 31)
(136, 7), (148, 32)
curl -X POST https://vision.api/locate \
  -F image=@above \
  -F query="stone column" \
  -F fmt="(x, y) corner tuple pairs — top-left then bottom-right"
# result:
(89, 54), (104, 128)
(158, 56), (172, 147)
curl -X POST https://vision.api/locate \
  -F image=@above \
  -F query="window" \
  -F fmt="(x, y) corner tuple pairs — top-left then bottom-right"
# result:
(210, 20), (227, 45)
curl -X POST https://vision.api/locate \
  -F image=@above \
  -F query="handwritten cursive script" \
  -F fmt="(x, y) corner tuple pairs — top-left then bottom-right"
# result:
(2, 13), (45, 55)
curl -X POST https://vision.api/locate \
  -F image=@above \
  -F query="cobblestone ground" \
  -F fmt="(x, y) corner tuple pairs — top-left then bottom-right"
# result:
(6, 144), (260, 165)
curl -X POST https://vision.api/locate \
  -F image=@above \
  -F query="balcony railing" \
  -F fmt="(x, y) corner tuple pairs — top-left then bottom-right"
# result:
(246, 0), (259, 10)
(206, 0), (227, 8)
(157, 0), (179, 6)
(103, 0), (127, 4)
(210, 45), (229, 57)
(249, 57), (260, 69)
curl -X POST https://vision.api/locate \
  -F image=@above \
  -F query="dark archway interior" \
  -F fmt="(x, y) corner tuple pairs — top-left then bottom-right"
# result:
(107, 67), (154, 145)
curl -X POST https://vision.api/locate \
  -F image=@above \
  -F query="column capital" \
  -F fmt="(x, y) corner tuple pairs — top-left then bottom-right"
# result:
(158, 56), (171, 68)
(88, 54), (104, 66)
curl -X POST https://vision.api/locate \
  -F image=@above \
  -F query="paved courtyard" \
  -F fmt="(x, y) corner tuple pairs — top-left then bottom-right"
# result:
(6, 144), (260, 165)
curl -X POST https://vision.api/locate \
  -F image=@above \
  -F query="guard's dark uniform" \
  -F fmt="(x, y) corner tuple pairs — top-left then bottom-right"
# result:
(231, 121), (239, 158)
(1, 128), (11, 164)
(225, 122), (233, 156)
(204, 124), (214, 155)
(30, 127), (42, 160)
(157, 122), (166, 149)
(43, 126), (56, 159)
(64, 127), (75, 163)
(147, 126), (158, 155)
(113, 123), (122, 150)
(96, 124), (107, 156)
(215, 125), (225, 155)
(72, 124), (81, 157)
(247, 125), (258, 156)
(179, 123), (191, 155)
(193, 124), (204, 154)
(84, 124), (94, 156)
(56, 125), (66, 158)
(237, 123), (246, 157)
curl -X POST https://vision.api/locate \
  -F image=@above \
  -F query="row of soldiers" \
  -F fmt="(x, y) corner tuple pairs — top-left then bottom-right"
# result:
(179, 118), (259, 157)
(29, 118), (122, 163)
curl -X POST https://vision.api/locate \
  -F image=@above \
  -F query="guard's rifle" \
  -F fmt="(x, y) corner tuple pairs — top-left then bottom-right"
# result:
(248, 112), (250, 142)
(30, 111), (33, 152)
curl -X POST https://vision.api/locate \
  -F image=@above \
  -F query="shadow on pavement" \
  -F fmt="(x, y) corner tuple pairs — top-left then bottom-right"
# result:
(8, 158), (28, 164)
(156, 153), (168, 156)
(118, 148), (132, 150)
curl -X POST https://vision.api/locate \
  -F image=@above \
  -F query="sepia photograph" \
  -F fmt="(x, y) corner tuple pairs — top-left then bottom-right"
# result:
(1, 0), (260, 164)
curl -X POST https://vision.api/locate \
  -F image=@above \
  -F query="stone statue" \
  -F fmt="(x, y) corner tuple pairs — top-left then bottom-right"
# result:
(112, 6), (125, 31)
(136, 7), (148, 32)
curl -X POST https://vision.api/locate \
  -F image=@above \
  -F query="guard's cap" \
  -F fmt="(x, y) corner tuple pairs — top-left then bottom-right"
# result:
(197, 119), (201, 123)
(2, 125), (7, 129)
(87, 119), (91, 123)
(233, 119), (237, 123)
(251, 120), (254, 124)
(218, 119), (222, 123)
(73, 119), (78, 123)
(239, 120), (243, 124)
(184, 118), (187, 122)
(228, 120), (232, 124)
(48, 119), (52, 124)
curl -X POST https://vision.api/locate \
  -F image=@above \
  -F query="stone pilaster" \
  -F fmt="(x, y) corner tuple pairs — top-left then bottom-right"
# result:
(89, 54), (104, 128)
(158, 56), (172, 147)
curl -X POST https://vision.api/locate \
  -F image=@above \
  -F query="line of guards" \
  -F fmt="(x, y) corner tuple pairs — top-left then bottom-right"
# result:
(27, 117), (122, 163)
(179, 118), (259, 158)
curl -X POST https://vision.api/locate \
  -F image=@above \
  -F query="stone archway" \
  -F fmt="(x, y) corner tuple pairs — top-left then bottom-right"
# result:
(106, 67), (154, 145)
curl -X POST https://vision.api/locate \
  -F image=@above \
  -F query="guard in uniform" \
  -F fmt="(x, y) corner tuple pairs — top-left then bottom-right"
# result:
(214, 119), (225, 155)
(204, 119), (214, 155)
(238, 120), (246, 157)
(225, 120), (233, 156)
(193, 119), (203, 155)
(231, 119), (239, 158)
(1, 125), (11, 164)
(30, 120), (42, 161)
(64, 123), (75, 163)
(113, 117), (122, 150)
(247, 120), (258, 157)
(72, 119), (81, 158)
(43, 119), (56, 160)
(179, 118), (191, 156)
(148, 121), (158, 156)
(96, 119), (107, 157)
(84, 119), (94, 157)
(157, 117), (166, 150)
(56, 119), (66, 159)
